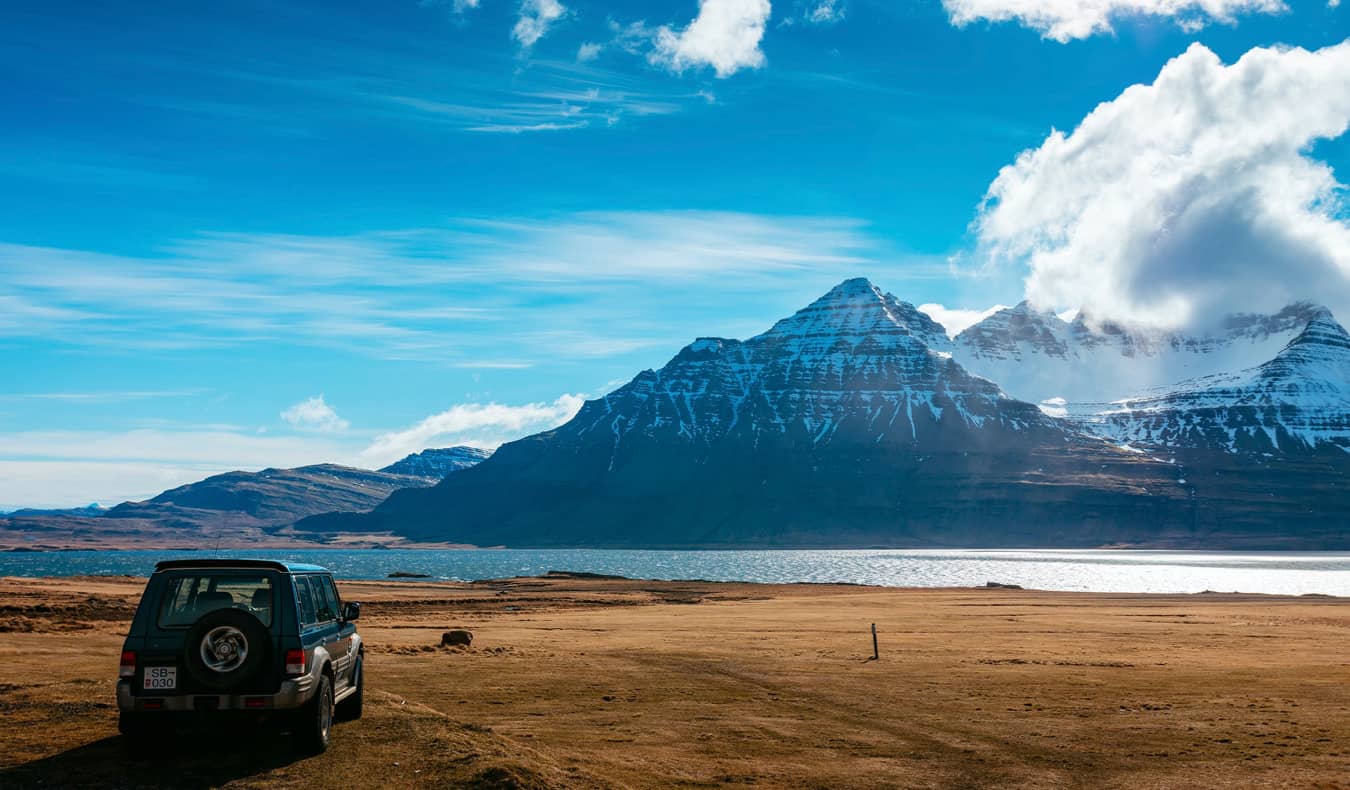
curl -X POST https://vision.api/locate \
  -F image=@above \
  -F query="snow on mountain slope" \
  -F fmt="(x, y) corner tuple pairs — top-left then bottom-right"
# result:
(566, 277), (1052, 460)
(952, 301), (1324, 405)
(1070, 309), (1350, 454)
(379, 446), (491, 479)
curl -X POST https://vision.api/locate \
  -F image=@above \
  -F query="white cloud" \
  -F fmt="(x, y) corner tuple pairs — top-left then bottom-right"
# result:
(1, 390), (204, 403)
(358, 394), (584, 467)
(942, 0), (1285, 41)
(577, 42), (602, 62)
(806, 0), (845, 24)
(974, 41), (1350, 329)
(422, 0), (482, 13)
(651, 0), (773, 78)
(513, 0), (567, 48)
(281, 395), (350, 433)
(918, 303), (1011, 337)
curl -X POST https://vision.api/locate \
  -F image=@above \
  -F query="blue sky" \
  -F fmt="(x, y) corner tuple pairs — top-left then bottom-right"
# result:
(3, 0), (1348, 507)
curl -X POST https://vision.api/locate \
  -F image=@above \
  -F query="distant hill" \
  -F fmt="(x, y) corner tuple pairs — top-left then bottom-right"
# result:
(0, 449), (489, 550)
(3, 504), (107, 519)
(102, 464), (433, 527)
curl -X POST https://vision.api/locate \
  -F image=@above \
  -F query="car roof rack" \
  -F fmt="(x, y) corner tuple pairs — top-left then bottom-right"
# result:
(153, 559), (329, 573)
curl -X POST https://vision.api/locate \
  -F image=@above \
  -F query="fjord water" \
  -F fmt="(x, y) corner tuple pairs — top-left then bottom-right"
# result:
(2, 549), (1347, 596)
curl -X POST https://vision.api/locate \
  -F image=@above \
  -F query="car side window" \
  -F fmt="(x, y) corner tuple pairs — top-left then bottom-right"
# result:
(312, 576), (338, 623)
(295, 576), (318, 627)
(320, 576), (342, 617)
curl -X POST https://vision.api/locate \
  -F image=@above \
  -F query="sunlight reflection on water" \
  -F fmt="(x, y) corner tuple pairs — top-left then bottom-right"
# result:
(2, 548), (1347, 595)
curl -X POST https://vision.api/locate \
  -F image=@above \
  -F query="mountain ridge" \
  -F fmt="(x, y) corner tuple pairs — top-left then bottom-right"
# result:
(0, 447), (491, 549)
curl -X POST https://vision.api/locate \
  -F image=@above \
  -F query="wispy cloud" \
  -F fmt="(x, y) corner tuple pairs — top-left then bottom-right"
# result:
(0, 428), (356, 508)
(0, 428), (353, 468)
(121, 30), (712, 134)
(1, 390), (206, 403)
(2, 210), (883, 362)
(358, 394), (585, 467)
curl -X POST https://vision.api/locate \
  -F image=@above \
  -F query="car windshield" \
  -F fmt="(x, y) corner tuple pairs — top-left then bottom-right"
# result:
(158, 573), (274, 628)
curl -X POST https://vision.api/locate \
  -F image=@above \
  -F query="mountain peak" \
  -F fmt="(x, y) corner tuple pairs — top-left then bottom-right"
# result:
(1274, 307), (1350, 361)
(757, 278), (952, 351)
(820, 277), (882, 300)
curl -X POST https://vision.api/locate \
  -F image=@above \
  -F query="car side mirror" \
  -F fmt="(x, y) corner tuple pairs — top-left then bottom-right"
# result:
(342, 601), (360, 621)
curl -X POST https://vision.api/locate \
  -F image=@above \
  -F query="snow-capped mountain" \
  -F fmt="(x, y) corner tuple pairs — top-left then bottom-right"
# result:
(379, 446), (492, 479)
(953, 301), (1324, 405)
(303, 279), (1201, 548)
(1070, 309), (1350, 455)
(295, 279), (1350, 549)
(566, 277), (1052, 457)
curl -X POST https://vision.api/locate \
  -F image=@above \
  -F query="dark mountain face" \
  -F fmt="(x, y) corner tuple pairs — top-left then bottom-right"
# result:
(304, 279), (1232, 548)
(379, 447), (492, 479)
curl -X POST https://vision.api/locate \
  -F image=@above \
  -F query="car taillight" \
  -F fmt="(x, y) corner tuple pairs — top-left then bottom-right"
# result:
(285, 648), (306, 676)
(120, 650), (136, 678)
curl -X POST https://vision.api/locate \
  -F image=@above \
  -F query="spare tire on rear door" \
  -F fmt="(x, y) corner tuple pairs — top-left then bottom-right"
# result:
(183, 608), (270, 691)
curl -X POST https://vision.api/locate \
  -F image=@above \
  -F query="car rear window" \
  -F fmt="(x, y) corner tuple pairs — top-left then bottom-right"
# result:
(158, 573), (274, 628)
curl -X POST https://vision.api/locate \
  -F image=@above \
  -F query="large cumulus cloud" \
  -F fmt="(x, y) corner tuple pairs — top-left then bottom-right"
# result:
(975, 41), (1350, 329)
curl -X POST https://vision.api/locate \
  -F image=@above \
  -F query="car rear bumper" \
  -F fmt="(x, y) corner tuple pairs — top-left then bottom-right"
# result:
(117, 674), (316, 713)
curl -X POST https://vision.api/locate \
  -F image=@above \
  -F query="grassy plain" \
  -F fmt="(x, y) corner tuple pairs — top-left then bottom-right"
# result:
(1, 573), (1347, 788)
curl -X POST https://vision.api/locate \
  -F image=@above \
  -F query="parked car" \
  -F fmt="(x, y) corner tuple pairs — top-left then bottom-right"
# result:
(116, 559), (364, 753)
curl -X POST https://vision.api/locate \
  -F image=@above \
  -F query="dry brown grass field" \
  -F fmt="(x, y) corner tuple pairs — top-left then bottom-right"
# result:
(0, 573), (1347, 789)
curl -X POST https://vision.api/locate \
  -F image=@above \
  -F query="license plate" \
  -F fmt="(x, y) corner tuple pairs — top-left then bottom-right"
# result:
(143, 666), (176, 691)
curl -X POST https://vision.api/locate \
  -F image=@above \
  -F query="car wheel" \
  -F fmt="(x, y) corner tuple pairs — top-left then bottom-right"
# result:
(296, 673), (334, 754)
(336, 656), (363, 721)
(183, 608), (269, 692)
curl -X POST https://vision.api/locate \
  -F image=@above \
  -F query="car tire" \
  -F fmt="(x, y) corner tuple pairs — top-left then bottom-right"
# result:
(183, 608), (270, 692)
(296, 673), (334, 754)
(336, 656), (363, 721)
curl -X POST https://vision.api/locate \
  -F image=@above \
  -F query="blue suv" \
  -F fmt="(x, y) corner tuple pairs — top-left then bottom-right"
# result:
(116, 559), (364, 753)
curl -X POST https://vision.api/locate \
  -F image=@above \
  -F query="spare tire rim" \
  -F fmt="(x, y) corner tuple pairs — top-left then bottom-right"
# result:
(200, 625), (248, 673)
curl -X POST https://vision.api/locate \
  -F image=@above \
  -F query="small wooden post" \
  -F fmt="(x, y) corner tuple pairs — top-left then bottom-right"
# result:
(871, 623), (879, 660)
